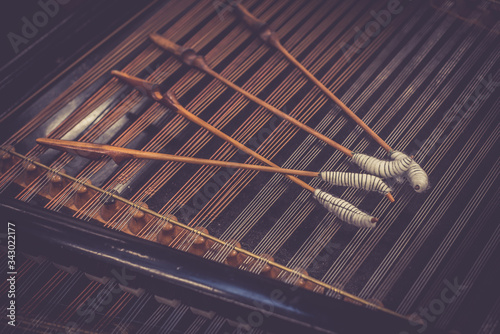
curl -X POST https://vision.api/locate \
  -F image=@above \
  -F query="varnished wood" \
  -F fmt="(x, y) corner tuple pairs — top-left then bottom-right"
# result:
(36, 138), (319, 177)
(128, 201), (152, 235)
(149, 34), (354, 157)
(157, 220), (182, 246)
(22, 157), (41, 185)
(100, 193), (123, 221)
(233, 3), (393, 153)
(223, 240), (247, 267)
(48, 169), (66, 198)
(74, 180), (94, 209)
(186, 226), (214, 257)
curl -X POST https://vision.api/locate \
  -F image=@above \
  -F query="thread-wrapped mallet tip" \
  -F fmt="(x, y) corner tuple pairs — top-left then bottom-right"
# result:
(313, 189), (378, 228)
(319, 171), (393, 201)
(390, 151), (429, 193)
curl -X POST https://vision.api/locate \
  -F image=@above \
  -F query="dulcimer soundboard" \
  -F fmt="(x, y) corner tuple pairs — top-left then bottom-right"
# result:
(0, 0), (499, 333)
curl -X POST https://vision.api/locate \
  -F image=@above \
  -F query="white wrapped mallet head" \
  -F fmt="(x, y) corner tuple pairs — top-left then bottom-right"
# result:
(313, 189), (378, 228)
(351, 152), (413, 179)
(389, 150), (429, 193)
(318, 171), (394, 202)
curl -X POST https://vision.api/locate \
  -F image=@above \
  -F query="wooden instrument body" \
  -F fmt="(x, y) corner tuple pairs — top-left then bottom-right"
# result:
(1, 1), (498, 333)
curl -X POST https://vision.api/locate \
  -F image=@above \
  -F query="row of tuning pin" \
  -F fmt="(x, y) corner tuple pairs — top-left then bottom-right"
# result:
(0, 147), (142, 221)
(127, 202), (326, 293)
(0, 148), (222, 259)
(1, 147), (345, 295)
(1, 146), (63, 197)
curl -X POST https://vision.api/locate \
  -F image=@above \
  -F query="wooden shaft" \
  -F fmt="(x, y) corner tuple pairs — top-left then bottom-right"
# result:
(205, 68), (353, 157)
(231, 3), (392, 152)
(37, 137), (395, 202)
(111, 71), (316, 191)
(126, 148), (319, 177)
(35, 138), (319, 177)
(276, 44), (392, 152)
(172, 101), (316, 192)
(148, 34), (353, 157)
(110, 71), (396, 199)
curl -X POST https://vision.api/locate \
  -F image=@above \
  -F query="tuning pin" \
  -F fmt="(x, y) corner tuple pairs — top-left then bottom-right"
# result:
(281, 268), (321, 292)
(73, 180), (94, 209)
(257, 254), (280, 279)
(128, 202), (152, 235)
(296, 269), (325, 294)
(48, 169), (66, 198)
(224, 240), (247, 267)
(100, 190), (122, 221)
(187, 226), (214, 257)
(157, 217), (182, 245)
(0, 145), (16, 173)
(294, 268), (308, 288)
(22, 157), (41, 185)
